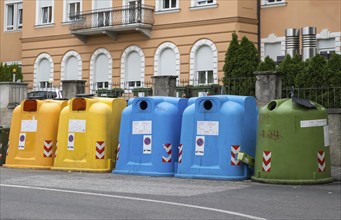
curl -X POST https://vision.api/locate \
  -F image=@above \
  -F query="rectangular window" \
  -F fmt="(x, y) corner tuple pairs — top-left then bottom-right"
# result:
(197, 70), (213, 85)
(41, 6), (52, 24)
(263, 0), (285, 6)
(195, 0), (214, 6)
(162, 0), (177, 9)
(68, 2), (80, 20)
(97, 82), (109, 89)
(5, 2), (23, 31)
(128, 81), (141, 88)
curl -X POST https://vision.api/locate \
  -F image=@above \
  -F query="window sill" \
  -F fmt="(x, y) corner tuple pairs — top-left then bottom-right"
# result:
(155, 8), (180, 15)
(34, 23), (55, 28)
(190, 4), (218, 11)
(3, 29), (22, 33)
(261, 2), (287, 8)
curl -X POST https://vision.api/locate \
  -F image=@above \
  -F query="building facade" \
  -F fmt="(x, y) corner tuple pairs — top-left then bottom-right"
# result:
(1, 0), (258, 94)
(260, 0), (341, 61)
(1, 0), (340, 94)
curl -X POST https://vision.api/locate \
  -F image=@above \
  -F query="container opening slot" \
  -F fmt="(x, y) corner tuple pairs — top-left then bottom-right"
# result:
(140, 101), (148, 110)
(72, 98), (86, 111)
(203, 100), (213, 110)
(23, 100), (37, 112)
(267, 101), (277, 111)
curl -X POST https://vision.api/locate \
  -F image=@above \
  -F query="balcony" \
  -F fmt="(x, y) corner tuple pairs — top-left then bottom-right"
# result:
(69, 5), (154, 42)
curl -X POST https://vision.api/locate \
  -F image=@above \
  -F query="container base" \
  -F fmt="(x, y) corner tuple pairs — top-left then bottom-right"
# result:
(50, 167), (111, 173)
(251, 176), (334, 185)
(113, 170), (174, 177)
(174, 173), (249, 181)
(3, 164), (51, 170)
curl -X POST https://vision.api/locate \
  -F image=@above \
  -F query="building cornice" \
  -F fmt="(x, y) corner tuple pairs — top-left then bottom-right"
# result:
(20, 16), (258, 43)
(153, 17), (258, 30)
(20, 34), (74, 43)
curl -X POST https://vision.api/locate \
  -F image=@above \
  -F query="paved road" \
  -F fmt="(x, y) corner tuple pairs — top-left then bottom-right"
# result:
(1, 167), (340, 220)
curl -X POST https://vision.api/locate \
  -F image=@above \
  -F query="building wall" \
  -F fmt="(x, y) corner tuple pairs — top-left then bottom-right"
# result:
(260, 0), (341, 60)
(0, 0), (22, 63)
(19, 0), (258, 92)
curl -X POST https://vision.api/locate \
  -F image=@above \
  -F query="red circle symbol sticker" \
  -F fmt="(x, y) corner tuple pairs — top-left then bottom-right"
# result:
(144, 137), (151, 145)
(196, 138), (204, 146)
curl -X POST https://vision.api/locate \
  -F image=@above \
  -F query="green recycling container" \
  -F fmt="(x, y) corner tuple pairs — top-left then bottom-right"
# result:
(0, 125), (10, 166)
(252, 98), (333, 184)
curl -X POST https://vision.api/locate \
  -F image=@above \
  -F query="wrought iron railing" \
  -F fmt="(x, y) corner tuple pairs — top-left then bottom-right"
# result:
(282, 87), (341, 108)
(69, 5), (155, 31)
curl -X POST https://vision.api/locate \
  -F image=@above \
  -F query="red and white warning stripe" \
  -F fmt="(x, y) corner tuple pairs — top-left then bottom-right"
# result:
(96, 141), (105, 159)
(163, 144), (172, 155)
(262, 151), (271, 172)
(43, 140), (53, 158)
(116, 142), (120, 161)
(178, 144), (183, 163)
(162, 143), (172, 163)
(317, 151), (326, 172)
(231, 145), (241, 166)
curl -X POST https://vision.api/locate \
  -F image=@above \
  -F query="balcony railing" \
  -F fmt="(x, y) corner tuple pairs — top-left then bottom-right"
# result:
(69, 5), (154, 41)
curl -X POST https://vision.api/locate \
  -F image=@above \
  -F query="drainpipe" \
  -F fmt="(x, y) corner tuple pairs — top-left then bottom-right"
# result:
(257, 0), (261, 58)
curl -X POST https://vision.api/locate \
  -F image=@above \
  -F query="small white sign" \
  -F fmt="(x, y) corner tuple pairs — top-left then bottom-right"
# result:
(18, 133), (26, 150)
(21, 120), (37, 132)
(143, 135), (152, 154)
(195, 136), (205, 156)
(67, 133), (75, 150)
(132, 121), (152, 134)
(300, 119), (327, 128)
(197, 121), (219, 136)
(324, 126), (329, 147)
(68, 120), (86, 133)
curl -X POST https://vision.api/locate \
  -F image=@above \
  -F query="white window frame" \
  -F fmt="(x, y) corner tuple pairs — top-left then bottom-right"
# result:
(41, 6), (52, 24)
(197, 70), (213, 85)
(4, 0), (23, 31)
(317, 29), (341, 55)
(120, 45), (145, 90)
(260, 34), (285, 61)
(190, 0), (217, 9)
(261, 0), (286, 7)
(36, 0), (54, 26)
(155, 0), (179, 12)
(63, 0), (82, 22)
(189, 39), (218, 86)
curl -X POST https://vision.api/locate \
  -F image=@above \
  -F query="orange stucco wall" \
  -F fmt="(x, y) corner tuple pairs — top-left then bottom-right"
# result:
(15, 0), (257, 91)
(261, 0), (341, 38)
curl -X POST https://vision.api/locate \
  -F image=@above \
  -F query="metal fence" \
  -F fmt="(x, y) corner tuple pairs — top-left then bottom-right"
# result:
(69, 5), (154, 31)
(282, 87), (341, 108)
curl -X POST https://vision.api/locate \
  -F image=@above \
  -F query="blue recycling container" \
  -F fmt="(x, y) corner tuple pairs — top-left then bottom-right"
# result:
(113, 96), (188, 176)
(175, 95), (258, 180)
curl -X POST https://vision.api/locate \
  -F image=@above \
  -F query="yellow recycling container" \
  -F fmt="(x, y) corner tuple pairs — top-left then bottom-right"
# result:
(4, 99), (67, 169)
(51, 97), (126, 172)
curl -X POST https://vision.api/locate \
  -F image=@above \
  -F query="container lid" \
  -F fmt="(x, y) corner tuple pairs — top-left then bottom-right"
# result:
(292, 96), (316, 109)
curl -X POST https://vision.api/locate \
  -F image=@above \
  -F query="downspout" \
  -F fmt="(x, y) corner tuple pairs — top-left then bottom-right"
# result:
(257, 0), (261, 58)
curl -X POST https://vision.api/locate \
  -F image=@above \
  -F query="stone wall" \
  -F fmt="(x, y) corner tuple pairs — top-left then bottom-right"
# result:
(0, 82), (27, 126)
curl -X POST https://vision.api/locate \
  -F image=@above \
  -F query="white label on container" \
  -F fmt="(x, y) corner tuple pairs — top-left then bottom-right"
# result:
(143, 135), (152, 154)
(300, 119), (327, 128)
(21, 120), (37, 132)
(68, 120), (86, 133)
(195, 136), (205, 156)
(197, 121), (219, 136)
(324, 126), (329, 147)
(132, 121), (152, 134)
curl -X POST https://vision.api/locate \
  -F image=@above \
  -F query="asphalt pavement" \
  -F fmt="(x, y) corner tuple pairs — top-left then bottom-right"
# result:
(0, 167), (340, 220)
